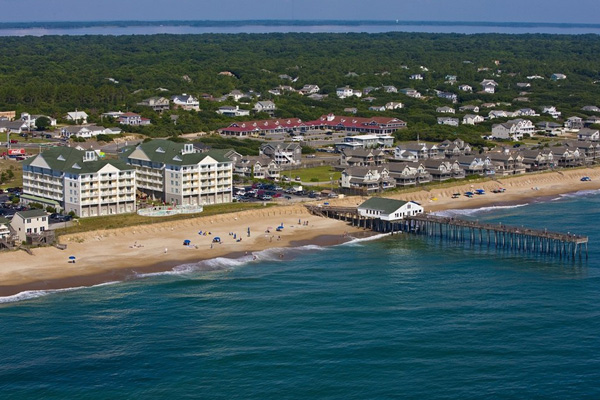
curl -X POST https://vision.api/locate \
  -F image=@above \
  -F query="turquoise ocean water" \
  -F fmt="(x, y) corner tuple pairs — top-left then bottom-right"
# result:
(1, 191), (600, 399)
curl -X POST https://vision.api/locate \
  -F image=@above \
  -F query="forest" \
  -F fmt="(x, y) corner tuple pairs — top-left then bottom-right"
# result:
(0, 32), (599, 144)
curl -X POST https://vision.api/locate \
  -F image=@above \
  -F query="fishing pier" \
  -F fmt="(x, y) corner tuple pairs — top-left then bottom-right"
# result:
(306, 205), (589, 259)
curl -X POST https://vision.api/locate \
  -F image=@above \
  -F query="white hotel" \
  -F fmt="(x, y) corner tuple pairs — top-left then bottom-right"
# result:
(22, 147), (136, 217)
(120, 140), (233, 206)
(22, 139), (234, 218)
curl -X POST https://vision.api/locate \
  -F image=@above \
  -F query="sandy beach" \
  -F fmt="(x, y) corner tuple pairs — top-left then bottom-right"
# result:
(2, 167), (599, 297)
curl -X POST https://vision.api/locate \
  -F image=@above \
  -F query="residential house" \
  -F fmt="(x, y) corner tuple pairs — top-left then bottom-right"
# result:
(119, 112), (151, 126)
(400, 88), (421, 98)
(228, 90), (245, 101)
(514, 108), (538, 117)
(382, 85), (398, 93)
(486, 151), (526, 175)
(577, 128), (600, 141)
(445, 75), (458, 83)
(422, 159), (465, 181)
(394, 142), (439, 161)
(344, 107), (358, 114)
(137, 97), (170, 112)
(488, 110), (510, 119)
(369, 105), (387, 112)
(585, 116), (600, 126)
(437, 91), (458, 103)
(362, 86), (379, 95)
(542, 106), (561, 119)
(233, 155), (280, 180)
(551, 73), (567, 81)
(458, 84), (473, 92)
(385, 102), (404, 110)
(120, 140), (232, 206)
(20, 113), (57, 129)
(409, 74), (423, 80)
(65, 111), (88, 124)
(581, 105), (600, 113)
(436, 106), (455, 114)
(299, 84), (320, 95)
(459, 104), (480, 113)
(10, 210), (49, 243)
(516, 82), (531, 89)
(536, 121), (563, 136)
(336, 86), (362, 99)
(253, 101), (277, 115)
(520, 149), (555, 171)
(438, 139), (472, 158)
(0, 120), (28, 134)
(357, 197), (423, 221)
(216, 106), (251, 117)
(437, 117), (459, 126)
(22, 147), (136, 217)
(340, 135), (394, 150)
(552, 146), (582, 168)
(171, 94), (200, 111)
(565, 140), (600, 164)
(259, 142), (302, 166)
(340, 148), (386, 167)
(456, 155), (495, 176)
(564, 116), (584, 130)
(60, 125), (109, 139)
(462, 114), (485, 125)
(0, 216), (13, 241)
(340, 166), (396, 193)
(387, 161), (432, 186)
(491, 119), (534, 141)
(480, 79), (498, 93)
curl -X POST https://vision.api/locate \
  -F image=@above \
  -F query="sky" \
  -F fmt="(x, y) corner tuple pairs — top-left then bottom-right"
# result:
(0, 0), (597, 24)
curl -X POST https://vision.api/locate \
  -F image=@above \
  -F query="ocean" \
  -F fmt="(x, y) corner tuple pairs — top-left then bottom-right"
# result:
(1, 191), (600, 399)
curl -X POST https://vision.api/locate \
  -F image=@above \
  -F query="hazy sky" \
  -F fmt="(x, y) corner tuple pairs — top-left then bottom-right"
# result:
(0, 0), (597, 24)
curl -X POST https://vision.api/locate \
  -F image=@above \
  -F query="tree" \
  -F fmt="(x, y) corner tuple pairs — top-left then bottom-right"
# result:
(35, 116), (51, 131)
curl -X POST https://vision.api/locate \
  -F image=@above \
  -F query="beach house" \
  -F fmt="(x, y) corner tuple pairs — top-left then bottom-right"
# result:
(357, 197), (423, 221)
(10, 210), (49, 243)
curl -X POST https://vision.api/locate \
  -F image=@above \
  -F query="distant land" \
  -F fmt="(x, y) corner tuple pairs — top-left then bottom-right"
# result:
(1, 20), (600, 30)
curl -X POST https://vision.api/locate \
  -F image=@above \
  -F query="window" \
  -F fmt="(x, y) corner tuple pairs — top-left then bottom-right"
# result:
(27, 219), (31, 223)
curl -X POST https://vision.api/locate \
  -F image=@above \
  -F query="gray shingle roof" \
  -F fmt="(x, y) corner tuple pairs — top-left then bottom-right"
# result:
(359, 197), (408, 214)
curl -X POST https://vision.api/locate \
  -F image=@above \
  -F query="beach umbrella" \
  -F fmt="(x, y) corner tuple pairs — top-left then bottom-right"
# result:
(69, 256), (76, 260)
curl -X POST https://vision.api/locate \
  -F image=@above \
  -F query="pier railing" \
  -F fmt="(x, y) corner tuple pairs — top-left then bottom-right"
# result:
(305, 205), (588, 259)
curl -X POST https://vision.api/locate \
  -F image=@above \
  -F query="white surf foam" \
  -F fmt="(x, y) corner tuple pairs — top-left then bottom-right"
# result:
(341, 233), (391, 246)
(433, 203), (529, 217)
(0, 281), (121, 304)
(556, 189), (600, 199)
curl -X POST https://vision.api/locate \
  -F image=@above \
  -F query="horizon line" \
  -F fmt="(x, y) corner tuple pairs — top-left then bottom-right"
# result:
(0, 20), (599, 28)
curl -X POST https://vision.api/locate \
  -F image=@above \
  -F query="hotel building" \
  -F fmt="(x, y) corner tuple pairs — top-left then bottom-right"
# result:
(22, 147), (136, 217)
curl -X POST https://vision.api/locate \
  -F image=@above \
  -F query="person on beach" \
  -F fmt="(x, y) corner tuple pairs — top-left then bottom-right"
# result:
(164, 248), (168, 254)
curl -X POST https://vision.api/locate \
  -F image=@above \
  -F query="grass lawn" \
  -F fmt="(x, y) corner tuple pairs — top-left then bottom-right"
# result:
(0, 158), (23, 189)
(55, 202), (276, 236)
(285, 166), (341, 183)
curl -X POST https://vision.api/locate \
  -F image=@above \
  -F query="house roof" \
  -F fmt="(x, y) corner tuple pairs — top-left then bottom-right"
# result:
(358, 197), (408, 214)
(14, 209), (48, 220)
(23, 146), (132, 174)
(121, 139), (230, 166)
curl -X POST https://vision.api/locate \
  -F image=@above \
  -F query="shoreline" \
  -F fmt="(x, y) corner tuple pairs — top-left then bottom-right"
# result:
(2, 167), (600, 299)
